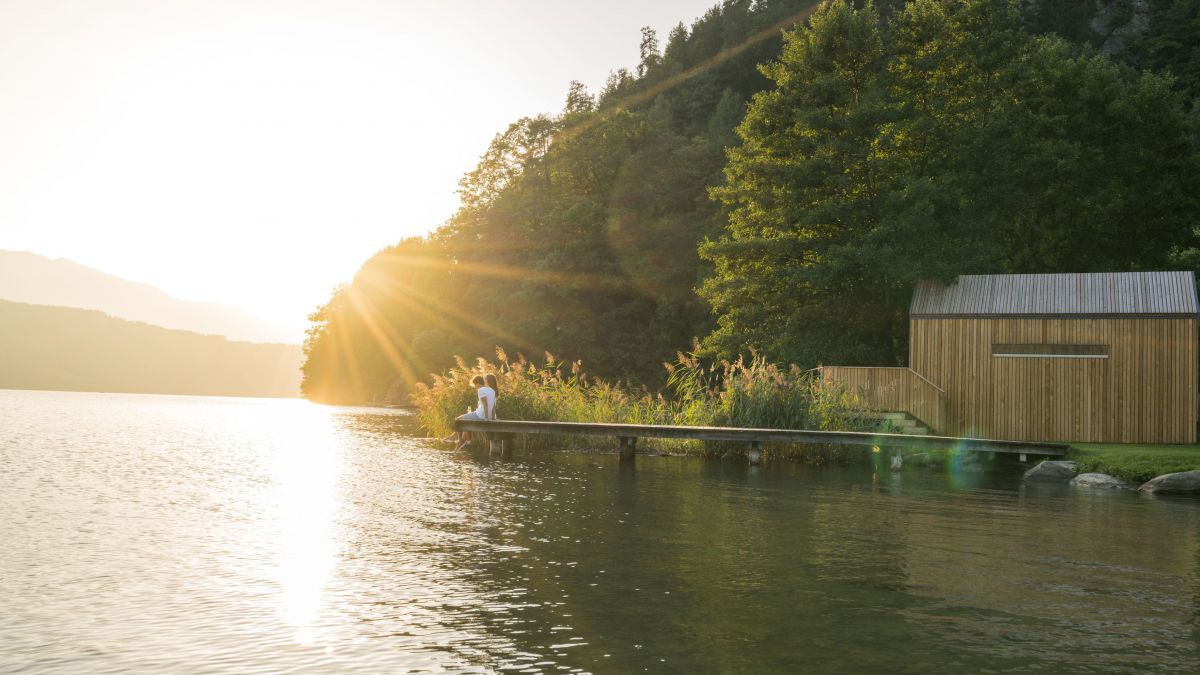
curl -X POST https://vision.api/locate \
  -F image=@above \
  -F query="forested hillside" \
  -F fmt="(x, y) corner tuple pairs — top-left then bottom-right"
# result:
(301, 0), (825, 402)
(0, 301), (302, 397)
(302, 0), (1200, 404)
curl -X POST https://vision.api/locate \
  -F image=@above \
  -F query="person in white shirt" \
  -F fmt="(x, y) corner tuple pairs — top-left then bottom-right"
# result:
(446, 375), (497, 450)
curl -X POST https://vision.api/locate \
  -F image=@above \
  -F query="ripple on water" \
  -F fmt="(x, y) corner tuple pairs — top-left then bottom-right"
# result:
(2, 390), (1199, 673)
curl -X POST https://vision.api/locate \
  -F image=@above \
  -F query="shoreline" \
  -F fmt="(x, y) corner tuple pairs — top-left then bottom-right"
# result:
(464, 434), (1200, 495)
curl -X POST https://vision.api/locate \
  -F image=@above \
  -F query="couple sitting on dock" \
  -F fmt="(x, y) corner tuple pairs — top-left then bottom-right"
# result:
(442, 374), (497, 450)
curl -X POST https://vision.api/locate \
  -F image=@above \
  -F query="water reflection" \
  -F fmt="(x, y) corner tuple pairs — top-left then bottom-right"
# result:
(272, 403), (339, 644)
(3, 391), (1200, 673)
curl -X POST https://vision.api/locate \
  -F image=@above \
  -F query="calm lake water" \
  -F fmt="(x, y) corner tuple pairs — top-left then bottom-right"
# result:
(2, 390), (1199, 673)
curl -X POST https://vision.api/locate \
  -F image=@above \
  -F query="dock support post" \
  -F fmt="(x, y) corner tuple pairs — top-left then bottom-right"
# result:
(748, 441), (763, 465)
(619, 436), (637, 462)
(1019, 453), (1027, 463)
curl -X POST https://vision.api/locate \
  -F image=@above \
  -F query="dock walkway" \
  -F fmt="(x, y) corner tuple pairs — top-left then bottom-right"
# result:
(453, 419), (1069, 463)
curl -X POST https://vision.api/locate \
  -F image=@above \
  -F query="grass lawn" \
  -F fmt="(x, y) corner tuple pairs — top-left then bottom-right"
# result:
(1069, 443), (1200, 483)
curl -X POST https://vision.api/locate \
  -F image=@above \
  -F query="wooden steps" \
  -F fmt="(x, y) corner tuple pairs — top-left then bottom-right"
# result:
(864, 411), (932, 436)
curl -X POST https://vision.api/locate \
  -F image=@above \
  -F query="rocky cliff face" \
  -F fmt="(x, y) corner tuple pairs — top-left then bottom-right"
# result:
(1090, 0), (1151, 54)
(1022, 0), (1152, 55)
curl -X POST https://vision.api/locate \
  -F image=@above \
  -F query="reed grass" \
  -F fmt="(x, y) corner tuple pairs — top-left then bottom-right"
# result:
(413, 349), (877, 461)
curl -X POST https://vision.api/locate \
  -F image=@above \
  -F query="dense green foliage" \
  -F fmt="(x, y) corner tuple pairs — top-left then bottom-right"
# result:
(1129, 0), (1200, 104)
(413, 351), (874, 459)
(302, 0), (824, 403)
(1026, 0), (1200, 106)
(0, 300), (301, 397)
(701, 0), (1200, 366)
(304, 0), (1200, 405)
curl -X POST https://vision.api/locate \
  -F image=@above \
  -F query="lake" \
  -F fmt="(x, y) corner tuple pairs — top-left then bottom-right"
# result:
(2, 390), (1198, 673)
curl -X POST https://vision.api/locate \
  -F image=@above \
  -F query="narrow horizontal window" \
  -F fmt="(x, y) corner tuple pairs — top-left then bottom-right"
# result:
(991, 343), (1109, 359)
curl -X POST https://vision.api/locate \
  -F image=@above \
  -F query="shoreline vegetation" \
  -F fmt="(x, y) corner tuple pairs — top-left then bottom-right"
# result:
(415, 349), (879, 462)
(414, 350), (1200, 481)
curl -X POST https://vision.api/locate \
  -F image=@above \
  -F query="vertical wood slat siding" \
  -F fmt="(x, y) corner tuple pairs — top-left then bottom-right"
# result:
(820, 367), (945, 432)
(908, 318), (1198, 443)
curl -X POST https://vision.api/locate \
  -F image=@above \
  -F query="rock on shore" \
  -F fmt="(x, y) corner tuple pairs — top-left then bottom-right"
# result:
(1139, 471), (1200, 495)
(1023, 460), (1078, 482)
(1070, 473), (1134, 489)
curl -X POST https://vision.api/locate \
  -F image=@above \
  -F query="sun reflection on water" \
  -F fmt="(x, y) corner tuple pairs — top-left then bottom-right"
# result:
(270, 402), (341, 645)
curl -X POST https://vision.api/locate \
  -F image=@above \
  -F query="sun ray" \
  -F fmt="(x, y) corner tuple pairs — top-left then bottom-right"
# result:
(353, 267), (547, 362)
(329, 297), (367, 398)
(342, 284), (424, 389)
(372, 251), (619, 294)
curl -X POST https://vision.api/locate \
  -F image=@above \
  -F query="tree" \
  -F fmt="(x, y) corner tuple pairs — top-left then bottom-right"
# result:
(456, 116), (560, 211)
(563, 80), (595, 116)
(882, 0), (1198, 277)
(701, 0), (1200, 369)
(638, 26), (662, 77)
(300, 0), (1200, 404)
(1128, 0), (1200, 105)
(702, 1), (896, 366)
(302, 1), (824, 402)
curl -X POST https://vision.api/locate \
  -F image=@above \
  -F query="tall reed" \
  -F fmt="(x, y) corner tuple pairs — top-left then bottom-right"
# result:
(413, 348), (876, 461)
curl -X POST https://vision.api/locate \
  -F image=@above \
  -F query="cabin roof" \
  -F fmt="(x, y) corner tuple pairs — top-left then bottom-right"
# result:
(910, 271), (1200, 318)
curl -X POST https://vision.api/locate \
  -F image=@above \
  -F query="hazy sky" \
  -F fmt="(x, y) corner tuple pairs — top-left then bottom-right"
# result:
(0, 0), (720, 340)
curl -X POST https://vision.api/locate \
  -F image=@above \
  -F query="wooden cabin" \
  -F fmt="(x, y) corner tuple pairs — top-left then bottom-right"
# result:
(823, 272), (1199, 444)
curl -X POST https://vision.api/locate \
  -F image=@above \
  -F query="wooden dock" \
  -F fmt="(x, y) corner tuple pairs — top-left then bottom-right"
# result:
(453, 419), (1069, 463)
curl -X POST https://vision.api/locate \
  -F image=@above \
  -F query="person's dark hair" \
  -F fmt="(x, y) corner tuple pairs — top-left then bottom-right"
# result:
(485, 373), (498, 393)
(470, 375), (485, 387)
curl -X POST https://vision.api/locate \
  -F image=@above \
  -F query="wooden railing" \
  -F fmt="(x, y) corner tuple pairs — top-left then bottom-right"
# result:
(820, 366), (946, 432)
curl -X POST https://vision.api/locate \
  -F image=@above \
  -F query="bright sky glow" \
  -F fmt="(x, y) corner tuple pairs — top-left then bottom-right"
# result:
(0, 0), (718, 341)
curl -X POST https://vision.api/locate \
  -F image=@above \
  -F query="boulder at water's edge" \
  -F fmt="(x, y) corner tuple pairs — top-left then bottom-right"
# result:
(1023, 460), (1078, 482)
(1140, 471), (1200, 495)
(1070, 473), (1135, 489)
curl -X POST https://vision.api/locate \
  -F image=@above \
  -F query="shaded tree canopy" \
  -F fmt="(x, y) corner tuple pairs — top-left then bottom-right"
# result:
(700, 0), (1199, 368)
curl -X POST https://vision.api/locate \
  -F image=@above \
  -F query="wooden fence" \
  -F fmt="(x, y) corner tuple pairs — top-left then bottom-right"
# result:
(820, 366), (947, 432)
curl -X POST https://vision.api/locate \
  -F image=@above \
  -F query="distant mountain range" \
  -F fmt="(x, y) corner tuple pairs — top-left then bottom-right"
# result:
(0, 250), (291, 343)
(0, 300), (302, 398)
